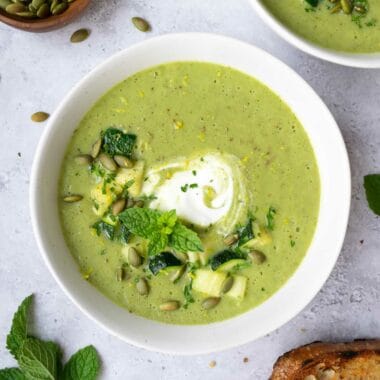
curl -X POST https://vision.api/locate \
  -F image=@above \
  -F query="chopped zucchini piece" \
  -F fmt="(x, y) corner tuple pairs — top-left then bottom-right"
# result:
(102, 213), (118, 226)
(210, 249), (242, 271)
(115, 161), (145, 197)
(225, 275), (247, 300)
(192, 269), (227, 297)
(91, 182), (115, 216)
(149, 251), (182, 275)
(216, 259), (246, 272)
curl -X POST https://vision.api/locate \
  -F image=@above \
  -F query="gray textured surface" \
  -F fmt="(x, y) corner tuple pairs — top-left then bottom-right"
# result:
(0, 1), (379, 379)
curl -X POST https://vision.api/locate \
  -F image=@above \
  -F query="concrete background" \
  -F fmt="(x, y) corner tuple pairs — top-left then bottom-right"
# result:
(0, 1), (379, 378)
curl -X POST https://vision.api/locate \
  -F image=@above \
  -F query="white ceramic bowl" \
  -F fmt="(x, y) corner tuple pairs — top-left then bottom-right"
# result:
(30, 33), (351, 354)
(251, 0), (380, 68)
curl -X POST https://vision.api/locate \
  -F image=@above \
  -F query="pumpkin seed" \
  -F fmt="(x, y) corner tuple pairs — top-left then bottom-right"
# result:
(99, 153), (117, 171)
(49, 0), (58, 12)
(32, 0), (46, 8)
(248, 250), (266, 264)
(91, 138), (102, 158)
(5, 2), (26, 13)
(221, 277), (234, 294)
(304, 376), (317, 380)
(116, 267), (125, 282)
(128, 247), (142, 267)
(63, 194), (83, 203)
(112, 198), (126, 215)
(159, 300), (180, 311)
(70, 28), (90, 43)
(136, 278), (149, 295)
(31, 111), (49, 122)
(114, 155), (134, 168)
(0, 0), (12, 11)
(75, 154), (93, 165)
(131, 16), (150, 32)
(201, 297), (220, 310)
(168, 265), (186, 283)
(51, 2), (67, 15)
(15, 10), (35, 17)
(36, 2), (49, 17)
(223, 234), (238, 246)
(340, 0), (352, 14)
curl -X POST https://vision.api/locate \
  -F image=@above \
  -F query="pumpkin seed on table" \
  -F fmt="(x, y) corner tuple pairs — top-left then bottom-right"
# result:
(63, 194), (83, 203)
(202, 297), (220, 310)
(36, 3), (50, 18)
(128, 247), (142, 267)
(70, 28), (90, 43)
(51, 1), (67, 15)
(99, 153), (117, 171)
(111, 198), (126, 216)
(131, 17), (150, 32)
(159, 300), (180, 311)
(75, 154), (93, 166)
(5, 3), (27, 14)
(31, 111), (49, 122)
(136, 278), (149, 295)
(114, 155), (134, 168)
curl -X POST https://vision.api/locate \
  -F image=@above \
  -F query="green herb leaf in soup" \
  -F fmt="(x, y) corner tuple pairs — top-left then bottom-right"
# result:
(102, 128), (136, 158)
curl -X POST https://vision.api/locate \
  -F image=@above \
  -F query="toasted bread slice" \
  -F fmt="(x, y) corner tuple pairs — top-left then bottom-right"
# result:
(270, 340), (380, 380)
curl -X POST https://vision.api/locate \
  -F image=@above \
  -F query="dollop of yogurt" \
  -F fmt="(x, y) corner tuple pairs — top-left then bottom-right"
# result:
(142, 153), (248, 234)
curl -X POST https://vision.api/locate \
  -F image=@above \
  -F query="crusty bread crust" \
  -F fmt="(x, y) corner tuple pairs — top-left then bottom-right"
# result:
(270, 340), (380, 380)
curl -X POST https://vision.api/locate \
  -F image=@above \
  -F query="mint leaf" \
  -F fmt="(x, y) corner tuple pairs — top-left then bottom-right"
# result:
(364, 174), (380, 216)
(62, 345), (100, 380)
(170, 223), (203, 252)
(102, 128), (136, 158)
(157, 209), (177, 235)
(18, 338), (59, 380)
(6, 295), (33, 359)
(0, 368), (26, 380)
(119, 208), (161, 238)
(148, 232), (168, 256)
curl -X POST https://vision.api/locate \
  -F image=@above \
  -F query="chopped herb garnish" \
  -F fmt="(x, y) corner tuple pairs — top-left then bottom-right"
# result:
(181, 184), (189, 192)
(192, 170), (197, 176)
(189, 183), (198, 189)
(266, 206), (276, 231)
(290, 240), (296, 247)
(183, 279), (195, 309)
(101, 127), (136, 158)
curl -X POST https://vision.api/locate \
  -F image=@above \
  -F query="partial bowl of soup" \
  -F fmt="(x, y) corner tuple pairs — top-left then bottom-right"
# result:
(30, 33), (350, 354)
(251, 0), (380, 68)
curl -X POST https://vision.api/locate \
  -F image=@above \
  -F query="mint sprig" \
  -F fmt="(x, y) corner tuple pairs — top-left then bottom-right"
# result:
(119, 208), (203, 255)
(2, 295), (101, 380)
(6, 294), (32, 359)
(62, 346), (100, 380)
(0, 368), (26, 380)
(364, 174), (380, 216)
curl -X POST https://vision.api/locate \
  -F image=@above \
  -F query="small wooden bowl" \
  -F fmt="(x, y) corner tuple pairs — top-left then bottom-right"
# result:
(0, 0), (90, 32)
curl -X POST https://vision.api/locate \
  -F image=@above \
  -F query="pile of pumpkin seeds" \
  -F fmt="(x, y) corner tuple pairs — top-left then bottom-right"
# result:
(0, 0), (76, 19)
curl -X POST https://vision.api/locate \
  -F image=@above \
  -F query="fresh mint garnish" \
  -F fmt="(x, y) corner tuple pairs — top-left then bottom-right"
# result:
(2, 295), (101, 380)
(364, 174), (380, 216)
(101, 128), (136, 158)
(119, 208), (203, 255)
(6, 295), (32, 360)
(62, 346), (100, 380)
(0, 368), (26, 379)
(18, 338), (60, 380)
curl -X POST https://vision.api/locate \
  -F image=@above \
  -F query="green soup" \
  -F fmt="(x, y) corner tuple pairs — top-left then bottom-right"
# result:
(261, 0), (380, 53)
(59, 62), (320, 325)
